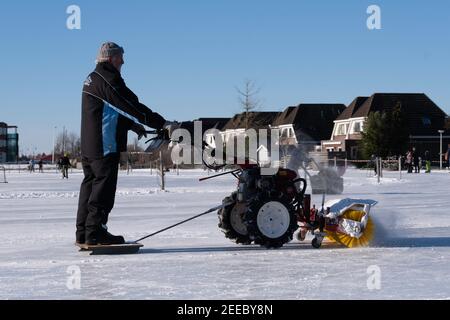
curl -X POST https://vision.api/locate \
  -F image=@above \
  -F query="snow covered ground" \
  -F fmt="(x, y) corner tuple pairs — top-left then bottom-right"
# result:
(0, 167), (449, 300)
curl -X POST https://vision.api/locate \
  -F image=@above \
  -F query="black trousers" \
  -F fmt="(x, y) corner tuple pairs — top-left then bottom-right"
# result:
(76, 153), (120, 239)
(62, 166), (69, 178)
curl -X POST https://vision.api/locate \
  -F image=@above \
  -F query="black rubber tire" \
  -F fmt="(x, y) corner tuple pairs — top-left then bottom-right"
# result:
(246, 193), (298, 249)
(312, 237), (322, 249)
(218, 193), (252, 245)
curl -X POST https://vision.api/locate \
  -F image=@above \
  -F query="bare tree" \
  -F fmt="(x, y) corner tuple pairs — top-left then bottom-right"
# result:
(54, 130), (80, 158)
(127, 138), (143, 152)
(236, 79), (262, 129)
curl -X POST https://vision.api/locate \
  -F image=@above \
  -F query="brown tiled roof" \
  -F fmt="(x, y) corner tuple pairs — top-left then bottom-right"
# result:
(172, 118), (231, 136)
(335, 97), (369, 121)
(273, 104), (346, 141)
(194, 118), (230, 131)
(347, 93), (447, 135)
(221, 111), (280, 130)
(272, 106), (299, 126)
(273, 104), (345, 126)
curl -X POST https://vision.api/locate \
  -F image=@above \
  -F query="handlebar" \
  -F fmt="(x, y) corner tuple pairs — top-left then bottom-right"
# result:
(293, 177), (307, 196)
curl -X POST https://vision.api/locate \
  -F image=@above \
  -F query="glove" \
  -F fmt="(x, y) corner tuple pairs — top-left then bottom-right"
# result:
(162, 121), (179, 140)
(131, 122), (147, 140)
(157, 127), (170, 141)
(163, 120), (179, 133)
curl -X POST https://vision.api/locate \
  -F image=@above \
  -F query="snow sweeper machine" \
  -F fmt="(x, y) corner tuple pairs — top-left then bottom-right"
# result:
(147, 124), (378, 250)
(199, 161), (377, 249)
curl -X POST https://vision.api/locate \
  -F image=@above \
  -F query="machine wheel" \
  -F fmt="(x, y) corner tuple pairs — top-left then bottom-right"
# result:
(312, 237), (322, 249)
(246, 193), (298, 249)
(218, 193), (252, 245)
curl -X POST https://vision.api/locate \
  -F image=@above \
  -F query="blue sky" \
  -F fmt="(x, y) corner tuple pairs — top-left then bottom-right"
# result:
(1, 0), (449, 153)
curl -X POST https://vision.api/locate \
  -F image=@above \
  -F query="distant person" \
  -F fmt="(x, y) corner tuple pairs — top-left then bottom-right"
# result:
(413, 148), (420, 173)
(60, 153), (71, 179)
(405, 149), (413, 173)
(29, 159), (35, 173)
(424, 150), (431, 173)
(446, 144), (450, 172)
(38, 159), (44, 173)
(127, 154), (133, 174)
(370, 154), (378, 176)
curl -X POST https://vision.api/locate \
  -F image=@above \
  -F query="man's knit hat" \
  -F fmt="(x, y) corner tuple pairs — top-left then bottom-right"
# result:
(96, 42), (124, 63)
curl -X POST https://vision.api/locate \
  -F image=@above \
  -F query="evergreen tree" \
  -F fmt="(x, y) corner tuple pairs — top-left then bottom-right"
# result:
(360, 102), (410, 159)
(360, 111), (387, 158)
(389, 102), (409, 156)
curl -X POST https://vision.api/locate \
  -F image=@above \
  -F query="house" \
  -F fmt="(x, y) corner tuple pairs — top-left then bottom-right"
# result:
(215, 111), (280, 164)
(271, 104), (345, 150)
(219, 111), (280, 143)
(0, 122), (19, 163)
(321, 93), (449, 160)
(145, 117), (231, 167)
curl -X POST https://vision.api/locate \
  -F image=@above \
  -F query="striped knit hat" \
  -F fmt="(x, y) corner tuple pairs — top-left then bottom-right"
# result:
(96, 42), (124, 63)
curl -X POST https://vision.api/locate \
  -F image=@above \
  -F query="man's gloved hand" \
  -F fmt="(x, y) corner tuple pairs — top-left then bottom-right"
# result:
(162, 121), (179, 139)
(131, 122), (147, 140)
(157, 127), (170, 141)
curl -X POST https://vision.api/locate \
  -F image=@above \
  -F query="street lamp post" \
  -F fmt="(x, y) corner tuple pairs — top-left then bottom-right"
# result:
(438, 130), (444, 171)
(52, 126), (57, 164)
(62, 126), (66, 155)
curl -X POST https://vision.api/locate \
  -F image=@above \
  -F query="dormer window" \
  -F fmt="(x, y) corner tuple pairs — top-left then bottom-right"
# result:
(353, 122), (362, 133)
(336, 123), (348, 135)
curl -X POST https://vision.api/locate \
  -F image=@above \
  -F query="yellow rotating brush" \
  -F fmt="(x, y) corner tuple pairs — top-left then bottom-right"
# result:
(326, 209), (375, 248)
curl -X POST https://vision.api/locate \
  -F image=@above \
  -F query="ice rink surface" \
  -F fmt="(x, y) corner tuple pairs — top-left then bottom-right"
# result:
(1, 167), (449, 299)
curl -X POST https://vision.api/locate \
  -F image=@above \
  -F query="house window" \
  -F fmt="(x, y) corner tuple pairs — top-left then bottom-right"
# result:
(353, 122), (362, 133)
(422, 116), (431, 127)
(336, 123), (348, 135)
(281, 127), (294, 138)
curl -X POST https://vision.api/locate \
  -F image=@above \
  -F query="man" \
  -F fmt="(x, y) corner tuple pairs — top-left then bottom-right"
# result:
(370, 154), (378, 176)
(412, 147), (420, 173)
(29, 159), (35, 173)
(38, 159), (44, 173)
(76, 42), (167, 245)
(446, 144), (450, 171)
(424, 150), (431, 173)
(60, 153), (71, 179)
(405, 149), (413, 173)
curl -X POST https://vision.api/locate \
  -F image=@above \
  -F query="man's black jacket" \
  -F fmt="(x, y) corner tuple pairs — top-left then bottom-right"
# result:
(81, 62), (165, 159)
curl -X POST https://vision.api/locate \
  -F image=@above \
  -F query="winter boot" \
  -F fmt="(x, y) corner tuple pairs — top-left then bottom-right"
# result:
(86, 226), (125, 245)
(75, 231), (85, 245)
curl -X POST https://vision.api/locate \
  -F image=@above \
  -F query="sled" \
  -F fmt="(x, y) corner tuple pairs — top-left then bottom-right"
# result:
(75, 242), (143, 255)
